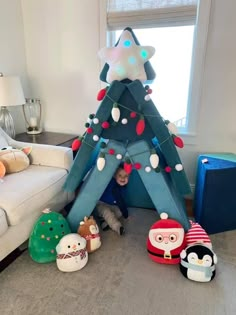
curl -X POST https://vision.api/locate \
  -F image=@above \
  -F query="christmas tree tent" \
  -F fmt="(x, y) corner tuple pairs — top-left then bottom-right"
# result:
(63, 27), (191, 232)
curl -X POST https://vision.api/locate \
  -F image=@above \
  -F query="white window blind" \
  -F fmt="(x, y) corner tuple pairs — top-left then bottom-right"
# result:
(107, 0), (199, 30)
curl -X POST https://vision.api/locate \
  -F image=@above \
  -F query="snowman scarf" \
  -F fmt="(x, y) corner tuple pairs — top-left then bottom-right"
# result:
(57, 248), (87, 260)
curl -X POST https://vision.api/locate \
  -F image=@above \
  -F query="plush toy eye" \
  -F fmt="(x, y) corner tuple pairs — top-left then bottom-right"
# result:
(68, 245), (71, 248)
(169, 234), (177, 242)
(203, 254), (212, 266)
(1, 146), (12, 150)
(78, 243), (80, 246)
(155, 234), (163, 242)
(187, 252), (198, 263)
(49, 227), (53, 231)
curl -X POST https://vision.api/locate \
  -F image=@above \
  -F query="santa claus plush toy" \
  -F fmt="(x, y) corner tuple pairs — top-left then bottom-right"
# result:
(147, 212), (186, 265)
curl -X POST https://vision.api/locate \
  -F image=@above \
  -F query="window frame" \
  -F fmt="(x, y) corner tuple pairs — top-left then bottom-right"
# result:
(99, 0), (211, 140)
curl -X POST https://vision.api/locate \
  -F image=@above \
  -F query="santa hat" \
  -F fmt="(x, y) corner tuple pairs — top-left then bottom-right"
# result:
(185, 220), (212, 248)
(151, 213), (183, 230)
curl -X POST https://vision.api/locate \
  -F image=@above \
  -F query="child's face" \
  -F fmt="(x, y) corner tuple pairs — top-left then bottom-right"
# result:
(115, 168), (129, 186)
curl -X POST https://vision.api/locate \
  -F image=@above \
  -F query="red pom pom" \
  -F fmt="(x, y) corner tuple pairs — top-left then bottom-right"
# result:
(148, 88), (152, 94)
(173, 136), (184, 148)
(108, 149), (115, 155)
(71, 139), (82, 151)
(165, 166), (172, 173)
(134, 162), (141, 170)
(97, 88), (107, 101)
(87, 127), (93, 134)
(102, 121), (110, 129)
(130, 112), (137, 118)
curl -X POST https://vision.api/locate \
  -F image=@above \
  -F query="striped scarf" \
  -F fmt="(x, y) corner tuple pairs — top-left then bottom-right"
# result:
(57, 248), (87, 260)
(84, 233), (100, 241)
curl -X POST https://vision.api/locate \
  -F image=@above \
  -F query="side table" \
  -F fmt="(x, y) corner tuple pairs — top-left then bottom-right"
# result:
(15, 131), (78, 148)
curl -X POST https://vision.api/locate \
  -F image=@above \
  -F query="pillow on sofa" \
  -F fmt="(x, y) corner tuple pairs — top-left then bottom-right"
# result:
(0, 146), (31, 174)
(0, 161), (6, 179)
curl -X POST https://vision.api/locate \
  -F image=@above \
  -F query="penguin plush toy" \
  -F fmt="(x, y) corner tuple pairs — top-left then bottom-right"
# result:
(180, 243), (217, 282)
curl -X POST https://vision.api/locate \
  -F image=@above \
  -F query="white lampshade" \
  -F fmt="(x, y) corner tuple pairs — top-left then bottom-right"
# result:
(0, 74), (25, 138)
(0, 76), (25, 106)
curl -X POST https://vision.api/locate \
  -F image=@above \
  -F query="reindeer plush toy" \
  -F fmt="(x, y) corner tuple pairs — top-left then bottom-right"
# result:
(78, 216), (101, 253)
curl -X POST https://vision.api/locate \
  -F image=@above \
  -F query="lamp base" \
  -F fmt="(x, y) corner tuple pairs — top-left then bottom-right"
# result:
(0, 106), (16, 138)
(26, 128), (43, 135)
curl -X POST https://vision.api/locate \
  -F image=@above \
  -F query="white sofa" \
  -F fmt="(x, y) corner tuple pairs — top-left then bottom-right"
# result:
(0, 127), (74, 261)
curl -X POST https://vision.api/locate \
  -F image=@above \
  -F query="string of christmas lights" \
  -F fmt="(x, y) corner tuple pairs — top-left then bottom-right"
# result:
(72, 84), (185, 175)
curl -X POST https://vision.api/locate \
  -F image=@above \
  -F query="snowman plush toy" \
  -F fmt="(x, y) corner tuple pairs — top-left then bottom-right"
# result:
(56, 233), (88, 272)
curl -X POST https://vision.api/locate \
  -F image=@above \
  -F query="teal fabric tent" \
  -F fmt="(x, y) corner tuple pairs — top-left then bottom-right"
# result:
(64, 28), (191, 232)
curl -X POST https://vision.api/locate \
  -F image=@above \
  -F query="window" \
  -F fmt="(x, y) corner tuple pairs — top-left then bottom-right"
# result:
(105, 0), (211, 135)
(113, 26), (194, 129)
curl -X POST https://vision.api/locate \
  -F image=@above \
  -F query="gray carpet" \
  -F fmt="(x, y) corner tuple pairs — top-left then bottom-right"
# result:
(1, 208), (236, 315)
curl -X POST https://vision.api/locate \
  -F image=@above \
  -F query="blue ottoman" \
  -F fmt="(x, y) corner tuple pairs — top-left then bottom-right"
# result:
(194, 153), (236, 234)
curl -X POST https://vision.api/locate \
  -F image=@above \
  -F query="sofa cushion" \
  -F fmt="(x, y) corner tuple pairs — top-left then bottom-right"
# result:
(0, 208), (8, 236)
(0, 165), (68, 226)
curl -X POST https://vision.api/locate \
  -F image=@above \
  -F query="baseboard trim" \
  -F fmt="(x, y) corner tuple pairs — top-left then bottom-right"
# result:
(0, 248), (26, 272)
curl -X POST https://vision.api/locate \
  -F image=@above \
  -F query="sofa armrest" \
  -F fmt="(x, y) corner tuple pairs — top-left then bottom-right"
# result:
(9, 139), (73, 172)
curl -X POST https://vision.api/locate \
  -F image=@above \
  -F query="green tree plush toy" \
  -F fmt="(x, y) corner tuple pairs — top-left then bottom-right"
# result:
(29, 209), (71, 263)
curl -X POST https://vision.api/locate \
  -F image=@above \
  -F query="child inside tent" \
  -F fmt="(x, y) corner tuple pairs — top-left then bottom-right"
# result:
(95, 163), (129, 235)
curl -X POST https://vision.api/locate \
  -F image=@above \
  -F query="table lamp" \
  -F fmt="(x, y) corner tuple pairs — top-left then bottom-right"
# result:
(0, 73), (25, 138)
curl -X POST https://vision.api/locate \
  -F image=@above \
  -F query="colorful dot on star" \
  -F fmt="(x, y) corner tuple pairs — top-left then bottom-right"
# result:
(124, 40), (131, 47)
(128, 56), (136, 64)
(141, 49), (148, 59)
(115, 65), (126, 77)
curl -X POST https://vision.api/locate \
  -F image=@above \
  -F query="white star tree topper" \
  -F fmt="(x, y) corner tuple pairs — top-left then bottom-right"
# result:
(98, 30), (155, 83)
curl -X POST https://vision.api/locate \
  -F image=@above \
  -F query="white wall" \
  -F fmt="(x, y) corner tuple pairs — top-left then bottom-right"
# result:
(21, 0), (102, 134)
(0, 0), (29, 133)
(179, 0), (236, 185)
(1, 0), (235, 187)
(197, 0), (236, 151)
